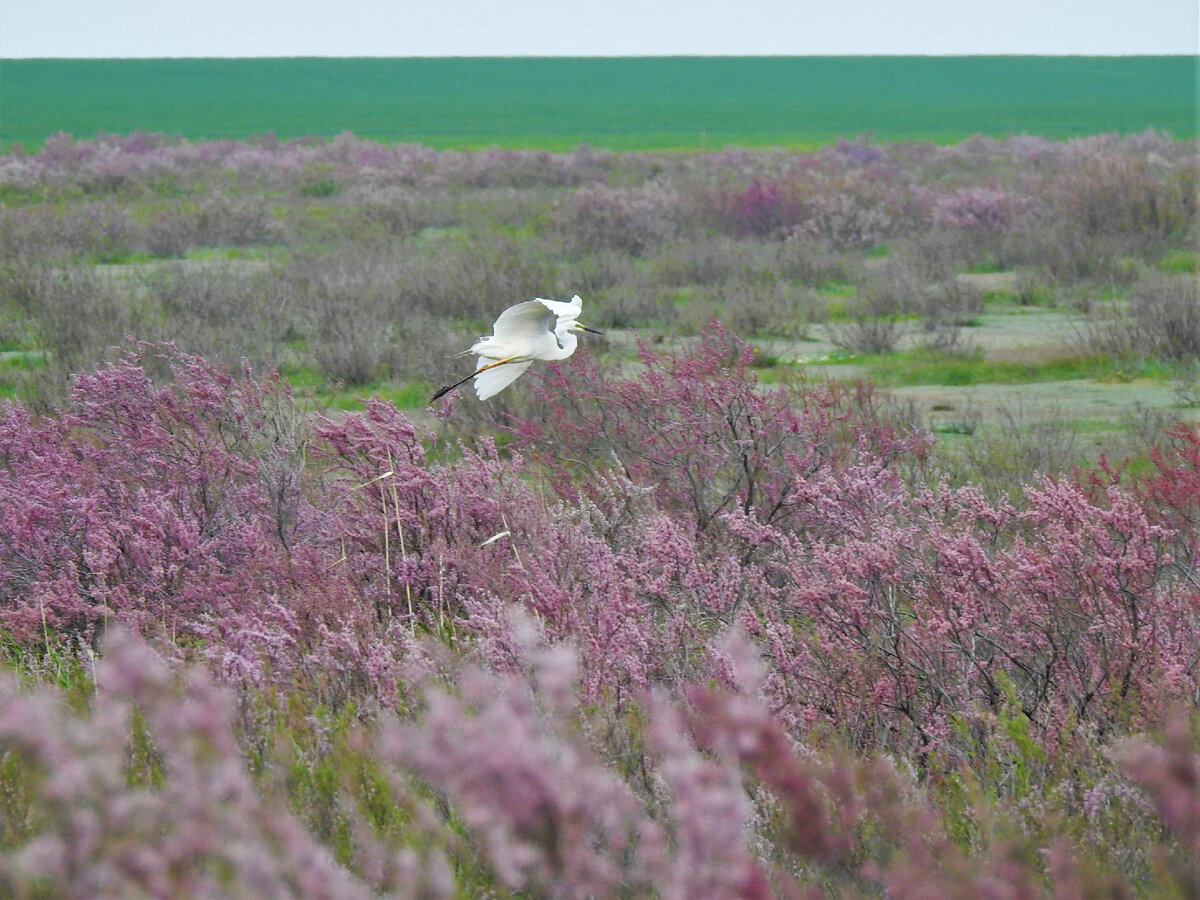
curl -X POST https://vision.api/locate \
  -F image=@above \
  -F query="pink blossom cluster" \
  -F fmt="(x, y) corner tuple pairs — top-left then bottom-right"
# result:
(932, 186), (1030, 230)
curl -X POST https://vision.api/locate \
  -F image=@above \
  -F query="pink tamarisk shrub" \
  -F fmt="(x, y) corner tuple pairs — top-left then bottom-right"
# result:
(0, 342), (307, 646)
(932, 186), (1029, 231)
(0, 342), (419, 697)
(1127, 422), (1200, 553)
(6, 335), (1196, 767)
(0, 626), (381, 900)
(683, 633), (1055, 900)
(727, 472), (1197, 756)
(996, 478), (1191, 727)
(553, 183), (682, 255)
(719, 177), (802, 236)
(310, 398), (711, 705)
(383, 622), (1193, 898)
(382, 611), (671, 900)
(506, 323), (926, 535)
(309, 400), (548, 638)
(1, 604), (1196, 895)
(0, 339), (755, 707)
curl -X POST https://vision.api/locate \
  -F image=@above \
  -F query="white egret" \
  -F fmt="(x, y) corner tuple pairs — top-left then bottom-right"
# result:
(430, 294), (602, 402)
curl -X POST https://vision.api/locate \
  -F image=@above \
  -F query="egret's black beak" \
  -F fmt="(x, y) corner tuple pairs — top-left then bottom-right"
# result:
(579, 324), (604, 335)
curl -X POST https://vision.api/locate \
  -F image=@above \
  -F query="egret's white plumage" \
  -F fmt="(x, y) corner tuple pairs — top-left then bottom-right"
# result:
(431, 294), (602, 402)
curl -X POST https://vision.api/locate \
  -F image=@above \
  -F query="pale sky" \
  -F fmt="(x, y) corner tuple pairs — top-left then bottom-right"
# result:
(1, 0), (1196, 58)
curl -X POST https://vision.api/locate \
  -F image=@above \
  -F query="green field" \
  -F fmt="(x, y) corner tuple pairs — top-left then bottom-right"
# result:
(1, 55), (1196, 150)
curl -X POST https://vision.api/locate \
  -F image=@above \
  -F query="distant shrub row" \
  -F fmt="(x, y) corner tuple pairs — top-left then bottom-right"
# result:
(0, 130), (1195, 410)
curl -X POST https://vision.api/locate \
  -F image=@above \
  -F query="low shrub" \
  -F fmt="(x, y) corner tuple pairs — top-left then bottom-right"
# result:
(1078, 271), (1200, 362)
(553, 183), (681, 256)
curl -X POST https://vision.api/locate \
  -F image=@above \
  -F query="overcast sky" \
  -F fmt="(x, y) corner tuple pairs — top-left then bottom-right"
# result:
(1, 0), (1196, 58)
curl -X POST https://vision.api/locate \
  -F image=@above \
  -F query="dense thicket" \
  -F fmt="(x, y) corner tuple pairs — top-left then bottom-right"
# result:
(0, 335), (1197, 896)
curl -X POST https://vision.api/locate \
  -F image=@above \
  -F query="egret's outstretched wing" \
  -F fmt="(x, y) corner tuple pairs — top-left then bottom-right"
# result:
(474, 358), (534, 400)
(489, 300), (557, 343)
(534, 294), (583, 321)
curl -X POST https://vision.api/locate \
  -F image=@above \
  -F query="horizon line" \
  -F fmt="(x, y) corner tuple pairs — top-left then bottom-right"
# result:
(4, 51), (1197, 61)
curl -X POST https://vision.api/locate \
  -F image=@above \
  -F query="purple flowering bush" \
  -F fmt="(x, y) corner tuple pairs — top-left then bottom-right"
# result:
(1, 336), (1198, 896)
(932, 186), (1029, 231)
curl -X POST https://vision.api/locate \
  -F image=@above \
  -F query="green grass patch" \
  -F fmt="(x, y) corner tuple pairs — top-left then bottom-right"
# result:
(0, 350), (47, 370)
(0, 181), (56, 206)
(1015, 281), (1059, 307)
(183, 246), (273, 262)
(299, 179), (342, 199)
(962, 260), (1010, 274)
(747, 347), (783, 369)
(3, 57), (1195, 150)
(931, 421), (978, 436)
(847, 349), (1137, 387)
(1157, 249), (1200, 275)
(375, 382), (435, 410)
(321, 394), (373, 413)
(280, 364), (326, 390)
(980, 289), (1020, 306)
(817, 280), (856, 298)
(286, 377), (434, 412)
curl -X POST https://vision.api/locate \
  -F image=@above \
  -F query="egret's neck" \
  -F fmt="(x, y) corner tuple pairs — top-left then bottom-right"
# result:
(551, 329), (578, 359)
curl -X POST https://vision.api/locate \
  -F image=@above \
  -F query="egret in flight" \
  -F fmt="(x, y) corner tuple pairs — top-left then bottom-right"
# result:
(430, 294), (603, 402)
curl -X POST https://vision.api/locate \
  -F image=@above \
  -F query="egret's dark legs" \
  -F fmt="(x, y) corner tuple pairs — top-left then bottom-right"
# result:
(430, 355), (522, 402)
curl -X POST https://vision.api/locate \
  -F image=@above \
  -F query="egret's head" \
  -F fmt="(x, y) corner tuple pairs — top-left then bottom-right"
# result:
(572, 322), (604, 336)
